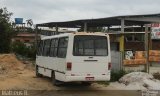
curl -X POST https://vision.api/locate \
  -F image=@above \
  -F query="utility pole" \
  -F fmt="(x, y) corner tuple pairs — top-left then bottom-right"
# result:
(144, 24), (150, 73)
(120, 18), (125, 70)
(35, 25), (38, 50)
(84, 22), (87, 32)
(55, 24), (58, 35)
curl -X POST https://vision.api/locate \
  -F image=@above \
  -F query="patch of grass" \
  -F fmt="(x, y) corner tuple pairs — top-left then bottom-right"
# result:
(111, 70), (127, 82)
(97, 70), (127, 85)
(97, 81), (110, 86)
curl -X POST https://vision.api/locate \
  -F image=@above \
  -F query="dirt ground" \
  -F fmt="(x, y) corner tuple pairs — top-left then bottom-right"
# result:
(0, 54), (150, 96)
(0, 54), (56, 90)
(0, 54), (129, 91)
(0, 54), (117, 91)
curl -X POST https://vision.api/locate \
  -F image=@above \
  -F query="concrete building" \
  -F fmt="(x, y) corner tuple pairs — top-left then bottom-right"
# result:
(36, 13), (160, 72)
(12, 32), (36, 47)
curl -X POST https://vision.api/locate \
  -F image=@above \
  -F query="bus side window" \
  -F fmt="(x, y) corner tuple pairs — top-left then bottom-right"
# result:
(54, 39), (58, 56)
(50, 38), (58, 57)
(50, 39), (55, 57)
(42, 40), (46, 56)
(57, 37), (68, 58)
(43, 39), (51, 56)
(37, 41), (40, 55)
(37, 40), (44, 56)
(46, 39), (51, 56)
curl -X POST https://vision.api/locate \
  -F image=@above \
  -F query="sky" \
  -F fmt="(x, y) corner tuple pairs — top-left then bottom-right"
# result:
(0, 0), (160, 24)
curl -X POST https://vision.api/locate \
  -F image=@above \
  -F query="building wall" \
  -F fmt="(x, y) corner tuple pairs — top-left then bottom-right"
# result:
(125, 42), (145, 51)
(12, 37), (35, 43)
(125, 41), (160, 51)
(152, 40), (160, 50)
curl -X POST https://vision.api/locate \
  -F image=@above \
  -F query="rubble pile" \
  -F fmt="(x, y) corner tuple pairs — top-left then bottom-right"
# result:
(119, 72), (160, 90)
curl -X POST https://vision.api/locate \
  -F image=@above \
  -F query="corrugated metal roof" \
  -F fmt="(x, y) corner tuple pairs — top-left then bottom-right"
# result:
(36, 13), (160, 28)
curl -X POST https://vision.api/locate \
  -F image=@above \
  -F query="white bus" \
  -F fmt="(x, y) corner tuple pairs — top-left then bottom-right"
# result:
(36, 32), (111, 85)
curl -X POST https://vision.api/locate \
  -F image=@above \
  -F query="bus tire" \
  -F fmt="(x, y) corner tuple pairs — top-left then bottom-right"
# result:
(51, 71), (61, 86)
(81, 82), (92, 86)
(36, 65), (43, 77)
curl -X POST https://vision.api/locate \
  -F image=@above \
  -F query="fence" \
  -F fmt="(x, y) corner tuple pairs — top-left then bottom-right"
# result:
(111, 51), (123, 72)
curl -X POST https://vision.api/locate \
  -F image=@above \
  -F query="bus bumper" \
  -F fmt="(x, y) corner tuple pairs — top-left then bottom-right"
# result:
(64, 75), (110, 82)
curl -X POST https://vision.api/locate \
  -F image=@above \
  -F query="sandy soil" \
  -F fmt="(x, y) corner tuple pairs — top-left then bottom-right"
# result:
(0, 54), (113, 91)
(1, 54), (159, 92)
(1, 54), (159, 96)
(0, 54), (56, 90)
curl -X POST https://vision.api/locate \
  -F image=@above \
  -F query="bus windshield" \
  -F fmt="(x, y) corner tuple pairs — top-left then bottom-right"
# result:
(73, 35), (108, 56)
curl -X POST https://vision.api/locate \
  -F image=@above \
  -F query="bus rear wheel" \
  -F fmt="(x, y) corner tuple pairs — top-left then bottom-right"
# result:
(81, 82), (92, 86)
(51, 71), (62, 86)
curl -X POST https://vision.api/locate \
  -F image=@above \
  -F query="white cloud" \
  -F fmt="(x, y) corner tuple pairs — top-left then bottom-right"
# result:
(0, 0), (160, 24)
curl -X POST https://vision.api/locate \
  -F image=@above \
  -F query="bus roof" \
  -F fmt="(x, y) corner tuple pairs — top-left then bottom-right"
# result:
(41, 32), (108, 40)
(41, 33), (72, 40)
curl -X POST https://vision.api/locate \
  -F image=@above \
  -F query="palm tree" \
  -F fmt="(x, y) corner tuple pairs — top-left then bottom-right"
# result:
(26, 19), (33, 27)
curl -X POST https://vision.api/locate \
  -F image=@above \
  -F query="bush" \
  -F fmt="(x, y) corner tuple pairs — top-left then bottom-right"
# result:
(11, 42), (36, 59)
(111, 70), (127, 82)
(97, 81), (110, 86)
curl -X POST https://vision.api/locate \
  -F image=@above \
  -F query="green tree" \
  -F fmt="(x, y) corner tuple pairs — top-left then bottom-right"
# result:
(0, 7), (13, 53)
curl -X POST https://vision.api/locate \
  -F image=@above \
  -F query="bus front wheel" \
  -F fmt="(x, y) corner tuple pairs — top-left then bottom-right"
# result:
(36, 65), (43, 77)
